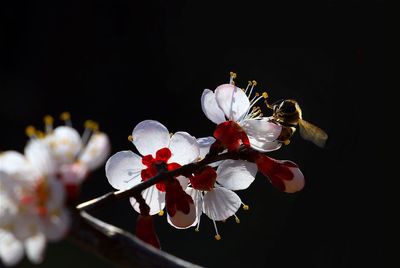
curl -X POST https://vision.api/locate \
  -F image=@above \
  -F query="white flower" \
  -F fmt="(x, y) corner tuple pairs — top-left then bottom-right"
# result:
(41, 115), (110, 186)
(182, 138), (257, 239)
(201, 74), (283, 152)
(0, 141), (70, 266)
(105, 120), (200, 228)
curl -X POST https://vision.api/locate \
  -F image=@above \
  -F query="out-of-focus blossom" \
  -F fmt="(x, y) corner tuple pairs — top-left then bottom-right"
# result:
(25, 113), (110, 199)
(0, 140), (70, 267)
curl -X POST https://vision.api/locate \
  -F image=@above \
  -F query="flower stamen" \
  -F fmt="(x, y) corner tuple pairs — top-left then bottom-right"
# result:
(43, 115), (54, 133)
(60, 112), (72, 127)
(213, 220), (221, 240)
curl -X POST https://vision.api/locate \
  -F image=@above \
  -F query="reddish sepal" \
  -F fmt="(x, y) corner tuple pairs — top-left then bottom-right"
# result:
(189, 166), (217, 191)
(136, 215), (161, 249)
(165, 180), (194, 217)
(214, 121), (250, 152)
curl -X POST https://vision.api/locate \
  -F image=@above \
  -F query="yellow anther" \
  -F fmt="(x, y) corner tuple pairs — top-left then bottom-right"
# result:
(214, 234), (221, 240)
(60, 112), (71, 121)
(255, 92), (260, 97)
(235, 216), (240, 224)
(248, 80), (252, 85)
(128, 135), (133, 142)
(36, 130), (45, 139)
(229, 71), (237, 79)
(158, 210), (164, 216)
(262, 92), (268, 99)
(283, 140), (291, 145)
(242, 204), (249, 210)
(25, 126), (36, 137)
(43, 115), (54, 125)
(91, 122), (99, 132)
(84, 120), (94, 129)
(252, 80), (257, 86)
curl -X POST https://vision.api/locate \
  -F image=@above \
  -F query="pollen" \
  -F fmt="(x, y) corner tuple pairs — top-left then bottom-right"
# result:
(84, 120), (94, 129)
(158, 210), (164, 216)
(242, 204), (249, 210)
(43, 115), (54, 125)
(252, 80), (257, 86)
(262, 92), (268, 99)
(229, 71), (237, 79)
(214, 234), (221, 240)
(60, 112), (71, 121)
(283, 140), (291, 145)
(234, 215), (240, 224)
(36, 130), (45, 139)
(25, 125), (36, 137)
(128, 135), (133, 142)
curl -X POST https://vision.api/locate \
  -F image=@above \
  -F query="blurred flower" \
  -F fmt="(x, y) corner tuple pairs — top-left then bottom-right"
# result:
(25, 113), (111, 199)
(201, 73), (282, 152)
(106, 120), (199, 228)
(0, 140), (70, 266)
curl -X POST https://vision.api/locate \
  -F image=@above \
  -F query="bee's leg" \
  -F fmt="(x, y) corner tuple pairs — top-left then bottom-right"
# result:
(282, 139), (291, 145)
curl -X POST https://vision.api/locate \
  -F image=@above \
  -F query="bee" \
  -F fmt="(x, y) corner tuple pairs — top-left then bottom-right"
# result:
(267, 99), (328, 148)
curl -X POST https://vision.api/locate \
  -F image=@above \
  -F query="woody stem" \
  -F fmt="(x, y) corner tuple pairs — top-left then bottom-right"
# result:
(76, 150), (245, 212)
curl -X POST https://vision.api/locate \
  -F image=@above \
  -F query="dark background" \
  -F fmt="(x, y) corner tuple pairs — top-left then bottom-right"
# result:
(1, 1), (384, 268)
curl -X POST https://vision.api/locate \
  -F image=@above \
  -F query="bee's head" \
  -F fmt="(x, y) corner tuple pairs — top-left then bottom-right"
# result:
(273, 99), (301, 125)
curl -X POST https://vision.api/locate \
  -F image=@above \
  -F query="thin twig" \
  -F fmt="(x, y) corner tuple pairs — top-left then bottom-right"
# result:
(76, 151), (241, 211)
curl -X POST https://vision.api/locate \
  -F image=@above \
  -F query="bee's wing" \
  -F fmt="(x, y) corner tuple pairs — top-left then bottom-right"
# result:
(298, 119), (328, 148)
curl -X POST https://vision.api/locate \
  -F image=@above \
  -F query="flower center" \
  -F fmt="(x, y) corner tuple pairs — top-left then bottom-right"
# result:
(140, 147), (181, 192)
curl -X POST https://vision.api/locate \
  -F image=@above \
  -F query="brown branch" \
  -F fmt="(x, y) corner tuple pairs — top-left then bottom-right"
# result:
(76, 150), (241, 212)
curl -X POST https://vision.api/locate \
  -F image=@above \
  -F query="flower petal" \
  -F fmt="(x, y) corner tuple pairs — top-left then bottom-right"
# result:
(197, 137), (216, 159)
(241, 118), (282, 142)
(46, 126), (82, 165)
(78, 133), (110, 171)
(42, 208), (70, 241)
(130, 185), (166, 215)
(25, 140), (56, 177)
(105, 151), (144, 190)
(0, 230), (24, 267)
(46, 179), (66, 211)
(201, 89), (226, 124)
(185, 187), (202, 227)
(0, 151), (33, 181)
(132, 120), (170, 157)
(167, 202), (197, 229)
(25, 233), (46, 264)
(280, 161), (305, 193)
(216, 160), (257, 191)
(169, 132), (199, 165)
(202, 187), (241, 221)
(215, 84), (250, 121)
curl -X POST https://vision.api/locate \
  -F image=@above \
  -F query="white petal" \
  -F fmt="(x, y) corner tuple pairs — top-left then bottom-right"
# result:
(105, 151), (144, 190)
(78, 133), (110, 171)
(197, 137), (215, 159)
(176, 176), (189, 190)
(46, 126), (82, 165)
(167, 202), (197, 229)
(216, 160), (257, 191)
(0, 151), (33, 181)
(25, 140), (56, 177)
(201, 89), (226, 124)
(25, 233), (46, 264)
(132, 120), (170, 157)
(240, 118), (283, 152)
(42, 208), (70, 241)
(46, 179), (66, 211)
(202, 187), (241, 221)
(58, 163), (88, 185)
(241, 118), (282, 142)
(281, 163), (305, 193)
(0, 192), (18, 227)
(0, 230), (24, 267)
(185, 188), (202, 226)
(215, 84), (250, 121)
(169, 132), (199, 165)
(130, 185), (165, 215)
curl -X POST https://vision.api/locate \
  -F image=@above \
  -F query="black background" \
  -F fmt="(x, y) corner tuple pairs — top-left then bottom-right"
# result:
(1, 1), (384, 268)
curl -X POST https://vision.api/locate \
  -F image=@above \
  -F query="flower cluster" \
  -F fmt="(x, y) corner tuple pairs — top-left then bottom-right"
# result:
(106, 73), (306, 245)
(0, 114), (110, 266)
